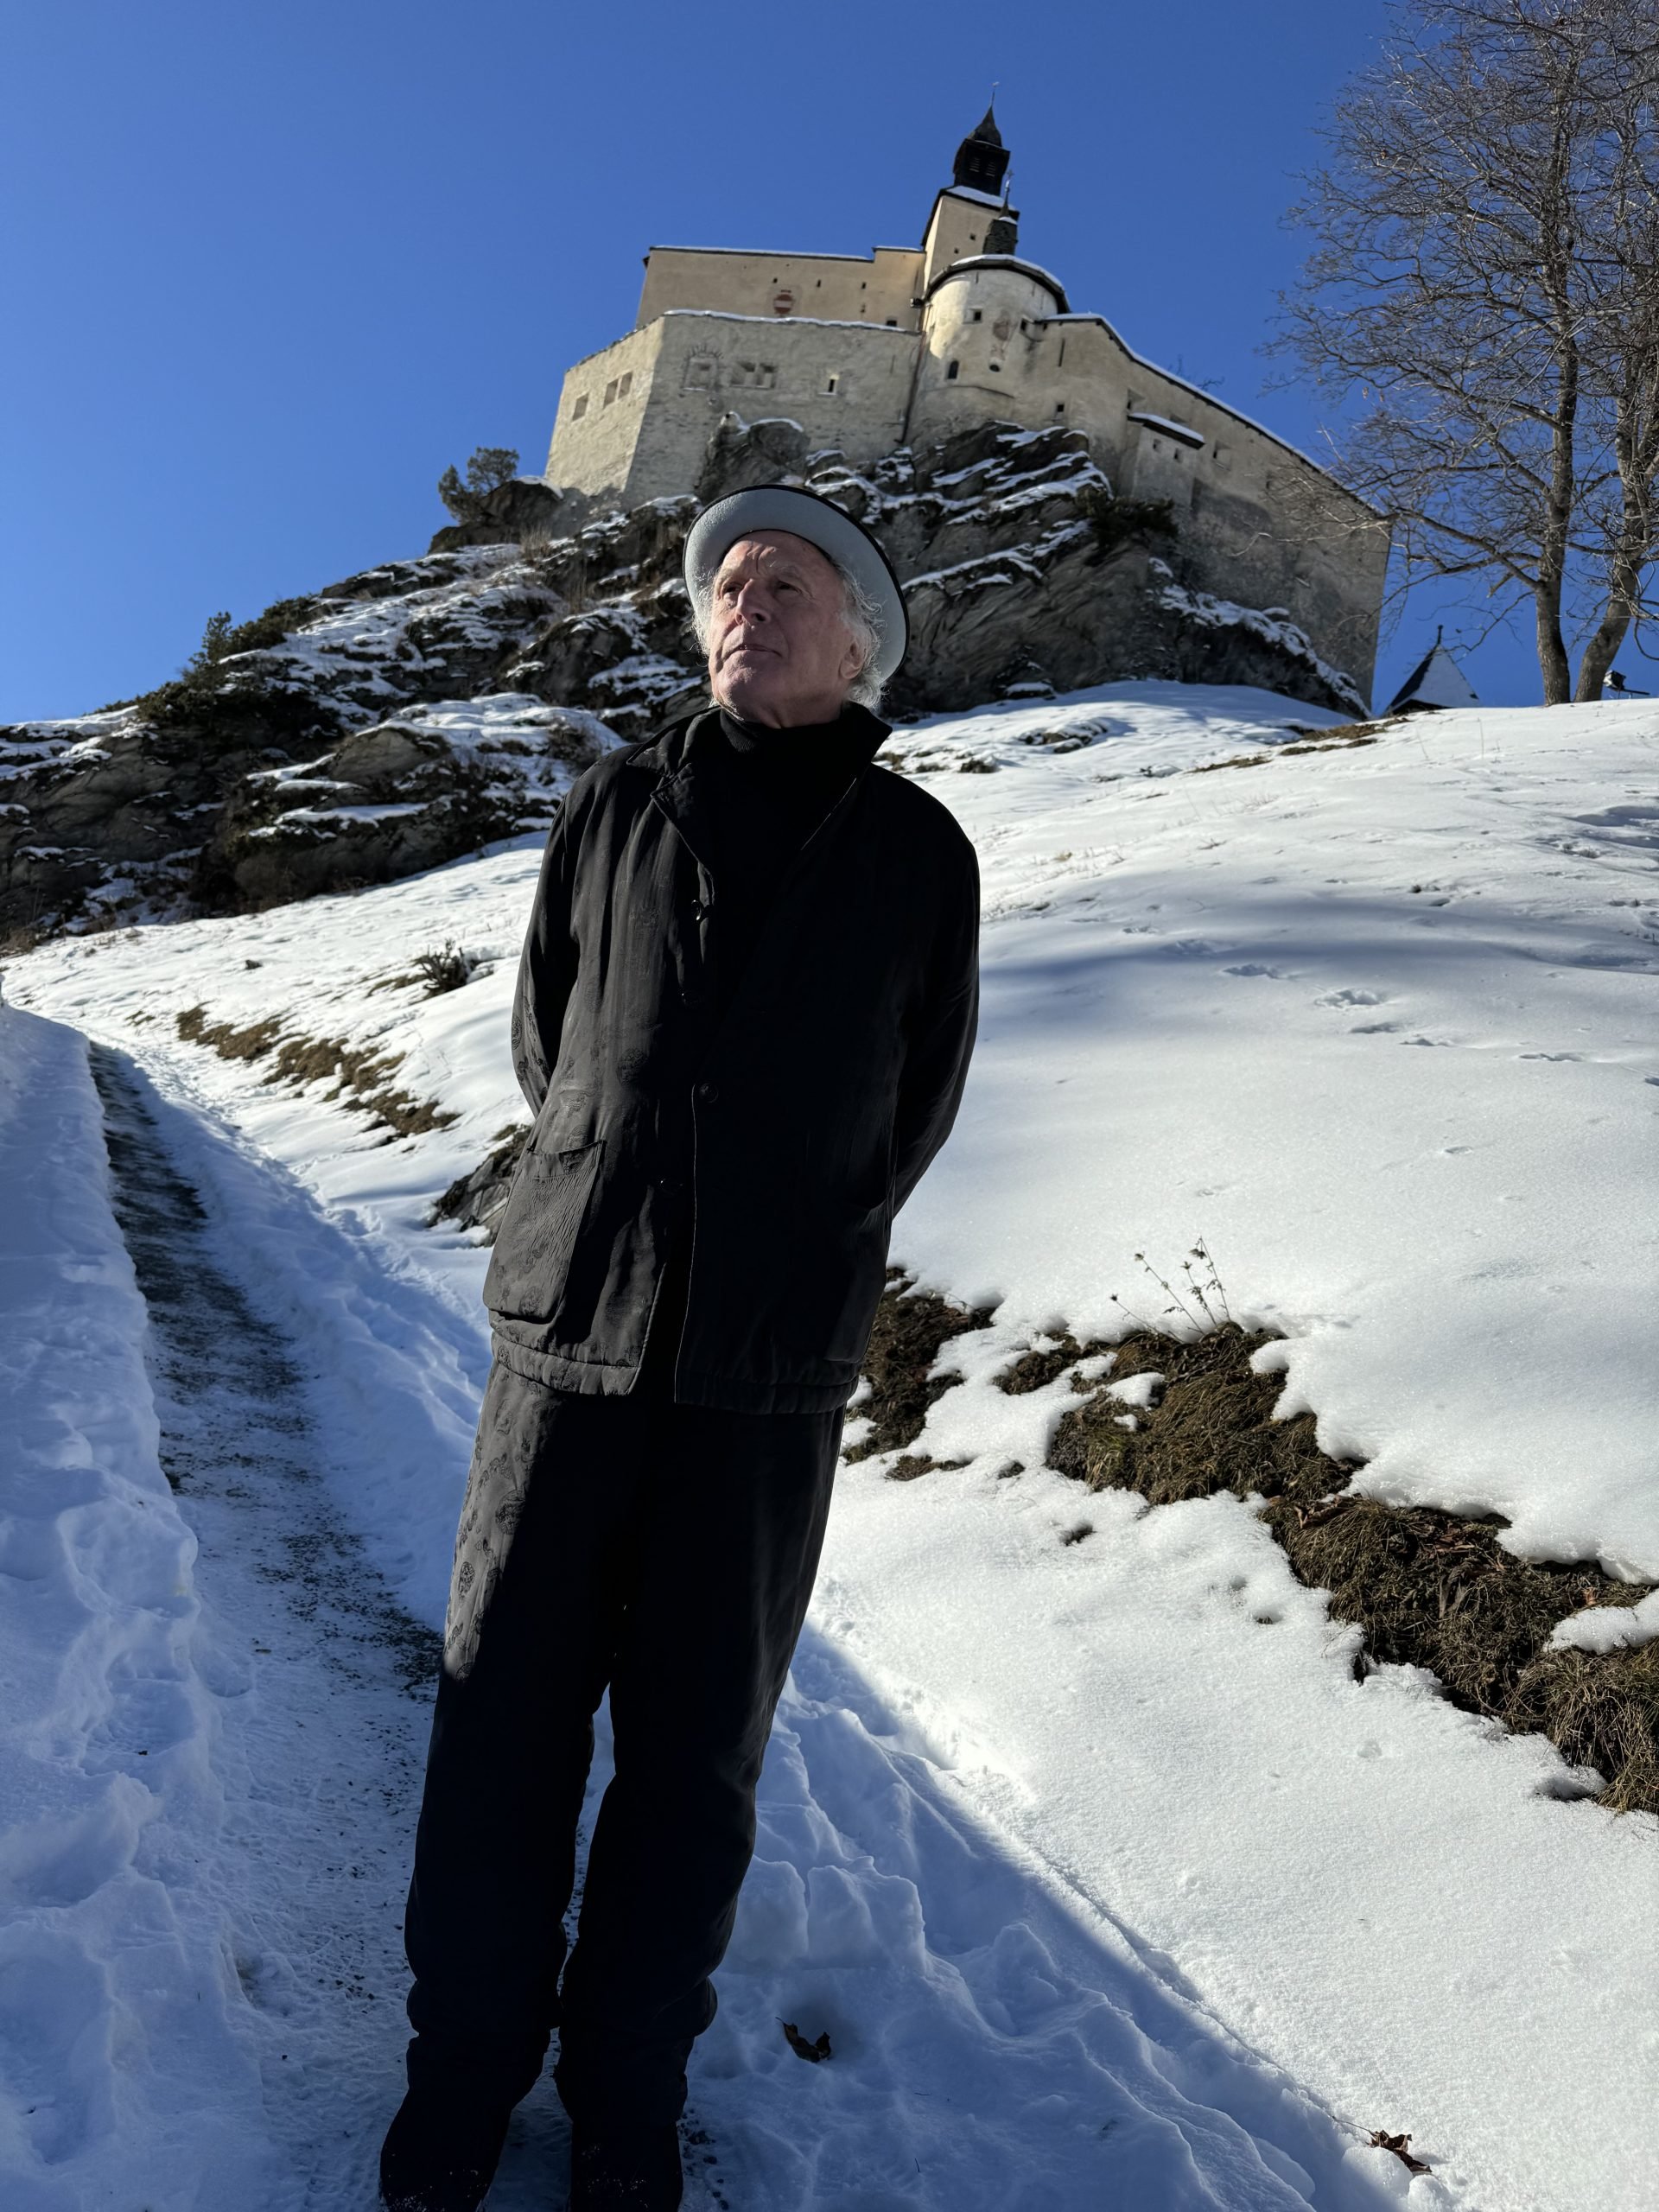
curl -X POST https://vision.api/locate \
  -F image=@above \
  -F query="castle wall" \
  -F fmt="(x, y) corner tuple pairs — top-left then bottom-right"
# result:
(548, 313), (917, 508)
(906, 289), (1386, 688)
(636, 245), (923, 330)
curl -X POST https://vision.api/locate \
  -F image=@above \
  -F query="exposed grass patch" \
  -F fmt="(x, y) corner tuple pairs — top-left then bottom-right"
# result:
(855, 1291), (1659, 1816)
(1192, 724), (1381, 774)
(175, 1005), (456, 1138)
(1051, 1325), (1336, 1507)
(997, 1332), (1114, 1395)
(842, 1275), (996, 1462)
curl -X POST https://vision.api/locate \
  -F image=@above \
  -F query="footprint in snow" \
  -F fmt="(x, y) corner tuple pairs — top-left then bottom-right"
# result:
(1316, 988), (1388, 1008)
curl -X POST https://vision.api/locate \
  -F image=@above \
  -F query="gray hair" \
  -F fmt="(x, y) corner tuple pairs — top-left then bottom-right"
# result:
(690, 545), (887, 712)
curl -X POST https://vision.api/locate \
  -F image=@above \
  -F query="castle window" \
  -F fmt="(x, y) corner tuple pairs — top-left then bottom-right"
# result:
(971, 308), (982, 322)
(884, 318), (897, 326)
(823, 372), (839, 395)
(683, 355), (718, 392)
(603, 379), (619, 406)
(988, 361), (1001, 372)
(731, 360), (778, 391)
(946, 359), (959, 380)
(617, 372), (632, 399)
(1213, 442), (1233, 471)
(1054, 401), (1065, 415)
(571, 395), (588, 421)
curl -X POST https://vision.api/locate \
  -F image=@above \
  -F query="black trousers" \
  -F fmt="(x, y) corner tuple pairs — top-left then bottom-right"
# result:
(402, 1354), (842, 2127)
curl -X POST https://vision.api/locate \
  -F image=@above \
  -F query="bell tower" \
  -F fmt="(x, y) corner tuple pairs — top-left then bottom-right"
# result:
(951, 105), (1010, 198)
(923, 108), (1020, 290)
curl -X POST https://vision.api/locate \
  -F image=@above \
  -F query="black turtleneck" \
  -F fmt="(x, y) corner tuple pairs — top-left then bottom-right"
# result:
(636, 701), (890, 1393)
(701, 704), (887, 1020)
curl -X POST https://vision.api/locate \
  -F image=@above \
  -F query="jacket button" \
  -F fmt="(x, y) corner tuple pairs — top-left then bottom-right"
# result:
(696, 1081), (720, 1106)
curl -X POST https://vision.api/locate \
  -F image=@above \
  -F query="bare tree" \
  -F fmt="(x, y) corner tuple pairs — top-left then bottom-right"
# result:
(1278, 0), (1659, 702)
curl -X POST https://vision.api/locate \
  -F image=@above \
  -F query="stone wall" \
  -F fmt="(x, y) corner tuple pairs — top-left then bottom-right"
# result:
(636, 245), (923, 330)
(549, 314), (917, 508)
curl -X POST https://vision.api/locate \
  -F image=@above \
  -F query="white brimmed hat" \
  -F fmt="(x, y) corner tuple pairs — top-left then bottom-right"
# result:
(683, 484), (908, 684)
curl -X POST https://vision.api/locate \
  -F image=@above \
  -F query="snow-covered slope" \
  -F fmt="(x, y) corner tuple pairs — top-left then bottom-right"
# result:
(7, 681), (1658, 2212)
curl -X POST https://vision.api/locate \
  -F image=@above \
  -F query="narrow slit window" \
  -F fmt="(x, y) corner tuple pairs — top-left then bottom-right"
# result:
(571, 394), (588, 420)
(602, 379), (618, 406)
(946, 359), (960, 380)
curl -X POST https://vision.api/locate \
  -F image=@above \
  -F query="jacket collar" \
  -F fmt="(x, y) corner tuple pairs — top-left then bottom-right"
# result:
(645, 702), (891, 875)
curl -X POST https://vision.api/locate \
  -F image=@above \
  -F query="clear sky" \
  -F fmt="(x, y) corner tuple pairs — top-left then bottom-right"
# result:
(3, 0), (1554, 721)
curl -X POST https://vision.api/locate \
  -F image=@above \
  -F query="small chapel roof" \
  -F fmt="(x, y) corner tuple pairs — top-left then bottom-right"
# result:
(1386, 632), (1480, 714)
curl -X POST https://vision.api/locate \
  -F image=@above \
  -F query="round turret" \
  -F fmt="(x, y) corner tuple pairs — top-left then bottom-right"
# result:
(911, 258), (1070, 444)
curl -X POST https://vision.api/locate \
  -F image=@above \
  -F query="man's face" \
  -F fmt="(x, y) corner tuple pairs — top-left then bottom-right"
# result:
(705, 531), (864, 728)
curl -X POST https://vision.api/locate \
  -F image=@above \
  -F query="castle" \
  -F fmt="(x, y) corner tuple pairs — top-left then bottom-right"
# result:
(543, 111), (1387, 691)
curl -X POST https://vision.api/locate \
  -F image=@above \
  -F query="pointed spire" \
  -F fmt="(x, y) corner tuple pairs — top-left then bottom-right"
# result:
(972, 100), (1003, 148)
(952, 101), (1010, 195)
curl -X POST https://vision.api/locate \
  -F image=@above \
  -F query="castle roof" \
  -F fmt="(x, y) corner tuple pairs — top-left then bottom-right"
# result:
(927, 254), (1068, 312)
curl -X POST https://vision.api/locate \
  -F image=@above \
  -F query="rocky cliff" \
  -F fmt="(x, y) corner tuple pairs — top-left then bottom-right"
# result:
(0, 417), (1366, 943)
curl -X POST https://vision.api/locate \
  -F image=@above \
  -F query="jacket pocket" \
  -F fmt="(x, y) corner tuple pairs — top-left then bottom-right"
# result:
(482, 1136), (605, 1324)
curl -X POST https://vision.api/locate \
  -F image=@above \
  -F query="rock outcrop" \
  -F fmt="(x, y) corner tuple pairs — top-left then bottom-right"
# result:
(2, 417), (1365, 943)
(427, 475), (568, 552)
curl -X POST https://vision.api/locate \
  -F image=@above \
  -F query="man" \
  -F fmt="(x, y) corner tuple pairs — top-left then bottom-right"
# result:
(381, 486), (980, 2211)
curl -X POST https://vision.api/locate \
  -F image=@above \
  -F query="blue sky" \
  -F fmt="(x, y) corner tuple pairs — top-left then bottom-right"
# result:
(3, 0), (1552, 721)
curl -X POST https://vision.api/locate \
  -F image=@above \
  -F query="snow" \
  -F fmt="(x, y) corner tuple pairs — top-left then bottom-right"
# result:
(0, 1005), (280, 2207)
(3, 680), (1657, 2209)
(1128, 409), (1206, 448)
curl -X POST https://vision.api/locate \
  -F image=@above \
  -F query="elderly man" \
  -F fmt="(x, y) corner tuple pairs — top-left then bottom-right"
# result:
(381, 486), (980, 2212)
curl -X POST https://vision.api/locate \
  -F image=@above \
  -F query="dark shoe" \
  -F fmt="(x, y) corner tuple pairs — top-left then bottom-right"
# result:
(379, 2086), (511, 2212)
(569, 2121), (683, 2209)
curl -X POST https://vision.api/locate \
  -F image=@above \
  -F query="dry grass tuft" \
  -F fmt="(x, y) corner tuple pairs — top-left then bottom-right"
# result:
(996, 1332), (1113, 1395)
(175, 1006), (457, 1138)
(843, 1276), (995, 1461)
(1505, 1643), (1659, 1815)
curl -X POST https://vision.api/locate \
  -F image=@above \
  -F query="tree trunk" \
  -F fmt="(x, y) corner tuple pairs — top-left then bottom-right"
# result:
(1535, 354), (1579, 704)
(1574, 528), (1643, 701)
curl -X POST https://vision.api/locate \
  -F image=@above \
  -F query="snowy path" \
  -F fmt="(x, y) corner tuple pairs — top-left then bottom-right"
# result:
(16, 1028), (1408, 2209)
(87, 1047), (444, 2209)
(85, 1049), (637, 2211)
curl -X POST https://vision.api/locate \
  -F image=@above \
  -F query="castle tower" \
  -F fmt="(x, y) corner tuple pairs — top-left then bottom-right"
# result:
(922, 109), (1021, 292)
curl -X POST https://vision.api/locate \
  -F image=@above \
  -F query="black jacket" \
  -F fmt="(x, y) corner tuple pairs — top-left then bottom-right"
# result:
(484, 705), (981, 1414)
